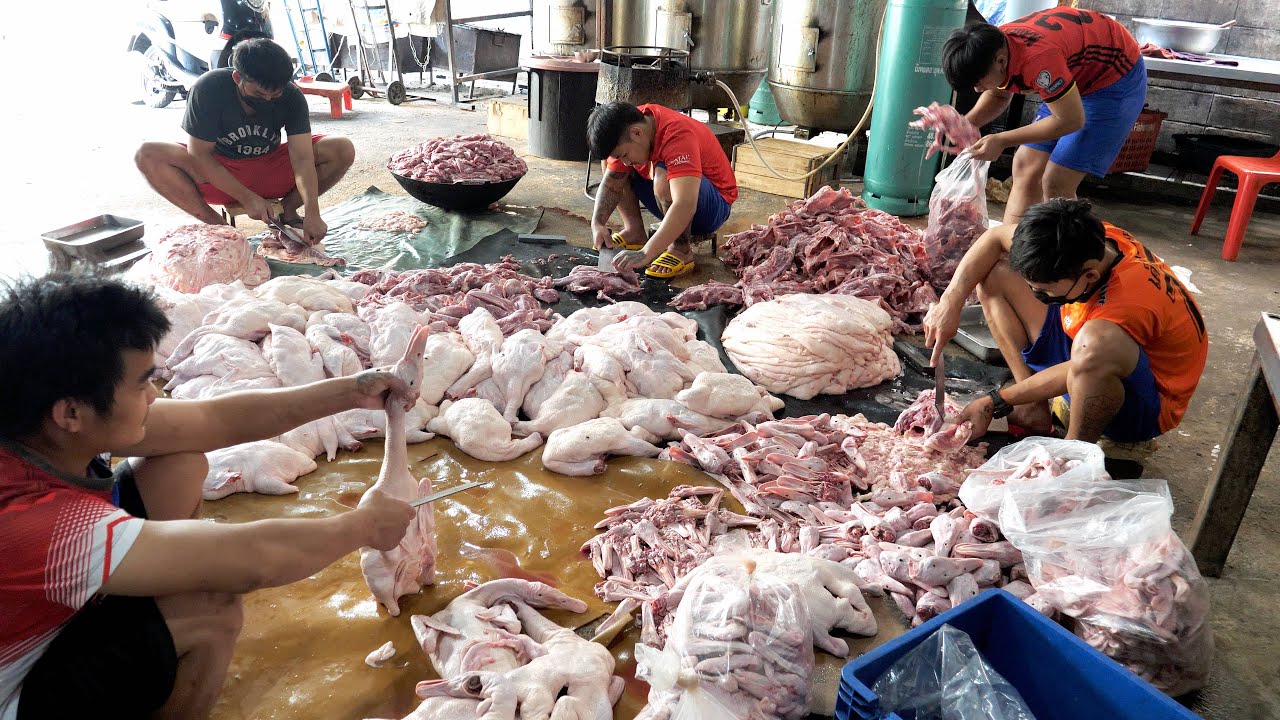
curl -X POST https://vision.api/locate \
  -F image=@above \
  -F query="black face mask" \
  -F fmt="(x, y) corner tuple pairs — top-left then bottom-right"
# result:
(237, 86), (275, 113)
(1031, 274), (1101, 306)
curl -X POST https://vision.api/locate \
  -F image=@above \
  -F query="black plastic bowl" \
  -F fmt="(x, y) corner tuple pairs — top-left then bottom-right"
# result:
(389, 170), (524, 213)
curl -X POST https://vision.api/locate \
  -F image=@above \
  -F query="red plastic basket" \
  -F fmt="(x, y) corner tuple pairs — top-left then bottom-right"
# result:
(1107, 108), (1167, 175)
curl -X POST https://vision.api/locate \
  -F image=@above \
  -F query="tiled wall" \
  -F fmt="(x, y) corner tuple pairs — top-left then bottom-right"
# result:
(1021, 0), (1280, 163)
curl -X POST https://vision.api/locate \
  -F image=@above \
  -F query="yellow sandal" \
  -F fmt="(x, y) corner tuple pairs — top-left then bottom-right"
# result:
(645, 252), (696, 279)
(610, 232), (646, 251)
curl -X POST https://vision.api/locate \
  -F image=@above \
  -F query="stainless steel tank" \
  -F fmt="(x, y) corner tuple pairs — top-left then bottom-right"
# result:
(531, 0), (602, 56)
(646, 0), (774, 112)
(607, 0), (654, 47)
(768, 0), (888, 131)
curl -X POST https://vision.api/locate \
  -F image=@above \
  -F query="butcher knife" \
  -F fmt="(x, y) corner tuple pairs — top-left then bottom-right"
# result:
(930, 357), (947, 434)
(408, 480), (492, 508)
(597, 246), (619, 271)
(265, 216), (308, 251)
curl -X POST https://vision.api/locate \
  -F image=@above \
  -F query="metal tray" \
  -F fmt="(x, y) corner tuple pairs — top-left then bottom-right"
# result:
(41, 215), (145, 257)
(955, 304), (1004, 364)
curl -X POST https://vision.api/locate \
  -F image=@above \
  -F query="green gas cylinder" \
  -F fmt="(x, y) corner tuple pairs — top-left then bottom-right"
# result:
(862, 0), (968, 216)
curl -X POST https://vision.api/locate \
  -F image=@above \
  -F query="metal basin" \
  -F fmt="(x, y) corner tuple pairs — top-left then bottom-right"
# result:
(390, 172), (524, 213)
(1134, 18), (1226, 55)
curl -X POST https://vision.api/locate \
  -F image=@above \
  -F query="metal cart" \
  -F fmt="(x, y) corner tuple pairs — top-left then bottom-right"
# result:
(279, 0), (338, 80)
(344, 0), (426, 104)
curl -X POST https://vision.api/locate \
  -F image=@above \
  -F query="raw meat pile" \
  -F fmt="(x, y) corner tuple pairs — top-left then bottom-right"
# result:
(131, 223), (269, 293)
(587, 399), (990, 619)
(357, 210), (429, 233)
(910, 102), (980, 158)
(257, 229), (346, 267)
(892, 389), (973, 453)
(721, 293), (900, 399)
(635, 552), (817, 720)
(350, 259), (561, 335)
(388, 579), (625, 720)
(673, 187), (938, 331)
(388, 133), (528, 183)
(922, 153), (989, 291)
(979, 439), (1214, 696)
(552, 265), (643, 302)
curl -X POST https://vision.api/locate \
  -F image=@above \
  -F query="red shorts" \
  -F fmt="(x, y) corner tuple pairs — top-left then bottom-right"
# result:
(194, 134), (325, 206)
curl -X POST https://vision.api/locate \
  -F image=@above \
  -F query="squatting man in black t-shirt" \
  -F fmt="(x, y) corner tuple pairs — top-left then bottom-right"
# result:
(134, 39), (355, 245)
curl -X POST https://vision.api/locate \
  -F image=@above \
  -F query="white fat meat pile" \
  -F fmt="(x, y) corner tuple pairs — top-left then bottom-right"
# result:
(130, 224), (269, 293)
(388, 133), (528, 183)
(721, 293), (900, 399)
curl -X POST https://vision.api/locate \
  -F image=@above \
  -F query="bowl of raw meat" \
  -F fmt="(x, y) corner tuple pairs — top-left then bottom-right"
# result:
(388, 133), (528, 213)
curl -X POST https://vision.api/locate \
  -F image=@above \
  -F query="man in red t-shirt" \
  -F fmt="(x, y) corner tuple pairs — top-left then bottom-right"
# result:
(0, 274), (417, 719)
(586, 101), (737, 279)
(941, 8), (1146, 223)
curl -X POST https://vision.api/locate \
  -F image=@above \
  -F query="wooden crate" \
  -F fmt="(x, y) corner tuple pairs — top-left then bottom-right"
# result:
(486, 96), (529, 140)
(733, 137), (840, 198)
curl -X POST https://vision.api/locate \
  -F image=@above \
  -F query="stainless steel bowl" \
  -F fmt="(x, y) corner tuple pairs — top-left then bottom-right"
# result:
(1133, 18), (1227, 55)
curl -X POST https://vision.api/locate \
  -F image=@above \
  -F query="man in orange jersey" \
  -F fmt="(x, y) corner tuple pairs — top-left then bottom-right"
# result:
(923, 199), (1207, 443)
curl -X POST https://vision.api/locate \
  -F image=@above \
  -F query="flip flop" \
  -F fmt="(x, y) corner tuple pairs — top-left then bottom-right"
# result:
(645, 252), (695, 279)
(610, 232), (645, 251)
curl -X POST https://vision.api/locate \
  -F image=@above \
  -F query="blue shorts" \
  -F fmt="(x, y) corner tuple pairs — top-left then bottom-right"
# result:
(1022, 304), (1163, 442)
(1025, 57), (1148, 177)
(629, 162), (733, 236)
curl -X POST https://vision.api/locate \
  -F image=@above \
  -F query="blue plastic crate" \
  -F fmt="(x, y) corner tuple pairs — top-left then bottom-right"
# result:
(835, 588), (1203, 720)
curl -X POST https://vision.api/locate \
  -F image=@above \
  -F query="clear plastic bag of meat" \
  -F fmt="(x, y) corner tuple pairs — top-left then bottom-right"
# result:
(871, 624), (1035, 720)
(634, 555), (815, 720)
(958, 437), (1107, 522)
(924, 152), (990, 291)
(997, 478), (1214, 696)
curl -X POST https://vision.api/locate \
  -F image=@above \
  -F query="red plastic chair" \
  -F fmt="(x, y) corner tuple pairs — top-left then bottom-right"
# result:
(1190, 150), (1280, 261)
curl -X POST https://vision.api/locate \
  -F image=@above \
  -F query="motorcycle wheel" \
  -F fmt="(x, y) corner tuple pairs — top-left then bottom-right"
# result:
(140, 45), (178, 108)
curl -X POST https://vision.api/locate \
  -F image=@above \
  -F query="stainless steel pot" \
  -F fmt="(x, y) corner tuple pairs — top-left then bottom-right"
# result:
(1133, 18), (1227, 55)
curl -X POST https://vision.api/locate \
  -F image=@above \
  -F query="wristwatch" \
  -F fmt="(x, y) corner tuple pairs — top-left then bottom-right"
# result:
(986, 388), (1013, 419)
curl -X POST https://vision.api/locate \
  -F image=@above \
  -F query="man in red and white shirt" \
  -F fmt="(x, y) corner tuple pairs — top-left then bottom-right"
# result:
(0, 274), (418, 719)
(587, 101), (737, 279)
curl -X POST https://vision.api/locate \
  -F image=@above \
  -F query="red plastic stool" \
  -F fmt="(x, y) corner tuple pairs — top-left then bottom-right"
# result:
(1190, 150), (1280, 261)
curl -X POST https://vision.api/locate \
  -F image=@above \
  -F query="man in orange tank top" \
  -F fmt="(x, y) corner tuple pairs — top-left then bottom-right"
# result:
(923, 199), (1207, 443)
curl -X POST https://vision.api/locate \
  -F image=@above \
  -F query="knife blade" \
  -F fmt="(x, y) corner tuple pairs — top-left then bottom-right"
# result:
(597, 246), (619, 271)
(266, 216), (308, 251)
(931, 357), (947, 433)
(408, 480), (491, 508)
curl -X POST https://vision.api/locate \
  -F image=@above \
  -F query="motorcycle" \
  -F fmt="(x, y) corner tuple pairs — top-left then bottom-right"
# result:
(127, 0), (274, 108)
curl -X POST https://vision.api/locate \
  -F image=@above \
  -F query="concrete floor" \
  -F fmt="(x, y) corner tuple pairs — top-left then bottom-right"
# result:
(7, 90), (1279, 718)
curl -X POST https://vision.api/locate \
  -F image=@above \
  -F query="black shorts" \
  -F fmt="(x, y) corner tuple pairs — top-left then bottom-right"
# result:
(17, 461), (179, 719)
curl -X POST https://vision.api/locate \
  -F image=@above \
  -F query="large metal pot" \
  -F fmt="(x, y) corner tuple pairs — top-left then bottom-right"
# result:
(596, 45), (692, 108)
(646, 0), (774, 112)
(768, 0), (889, 131)
(1133, 18), (1227, 55)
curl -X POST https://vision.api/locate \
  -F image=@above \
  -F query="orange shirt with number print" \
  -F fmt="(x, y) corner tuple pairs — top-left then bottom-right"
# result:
(1059, 224), (1208, 432)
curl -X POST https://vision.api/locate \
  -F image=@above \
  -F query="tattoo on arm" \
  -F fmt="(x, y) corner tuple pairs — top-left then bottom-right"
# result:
(592, 170), (625, 226)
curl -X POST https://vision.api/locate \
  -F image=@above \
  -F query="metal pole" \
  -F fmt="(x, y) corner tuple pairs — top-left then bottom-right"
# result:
(443, 0), (459, 104)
